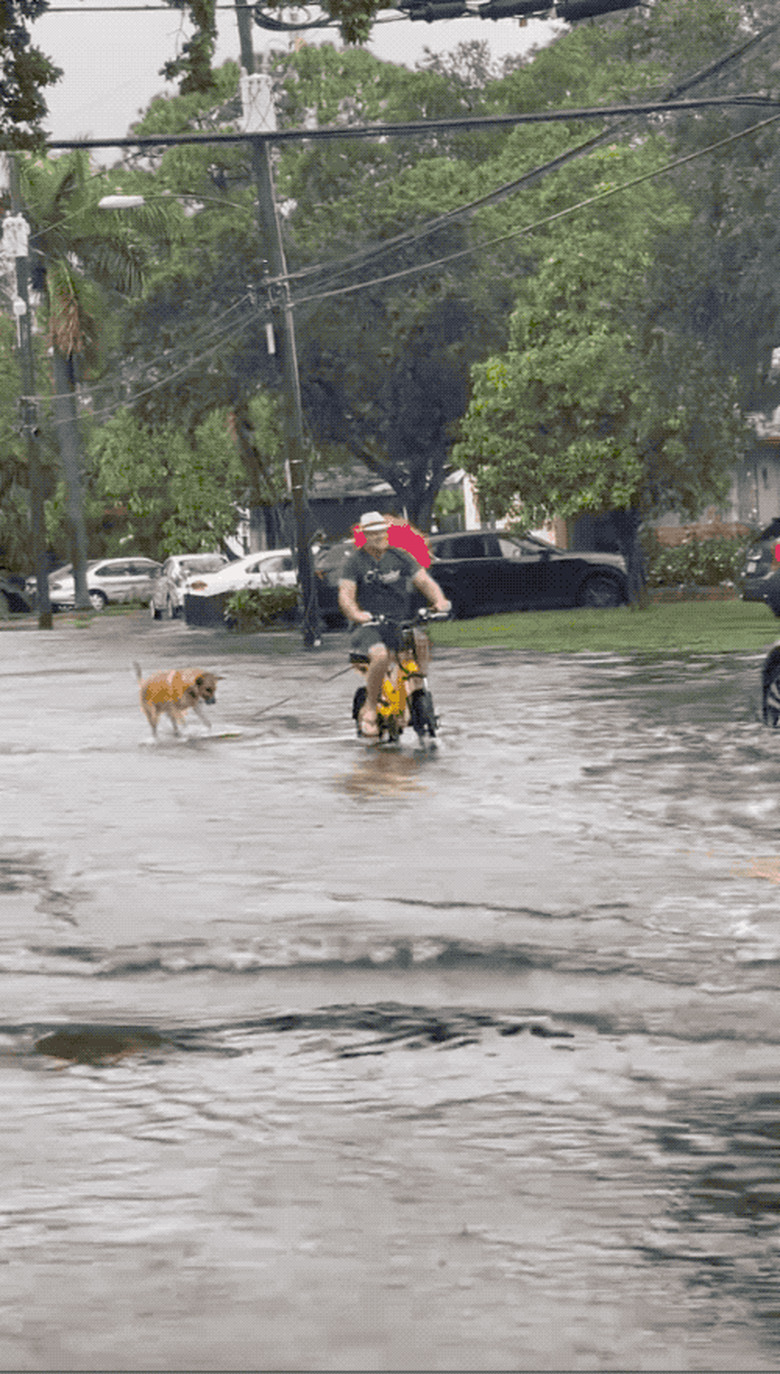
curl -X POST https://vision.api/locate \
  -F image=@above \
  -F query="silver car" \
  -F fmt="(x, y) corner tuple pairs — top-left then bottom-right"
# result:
(150, 553), (228, 620)
(32, 557), (162, 611)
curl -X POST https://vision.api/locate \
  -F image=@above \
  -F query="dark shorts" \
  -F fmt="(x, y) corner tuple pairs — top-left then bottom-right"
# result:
(349, 621), (402, 662)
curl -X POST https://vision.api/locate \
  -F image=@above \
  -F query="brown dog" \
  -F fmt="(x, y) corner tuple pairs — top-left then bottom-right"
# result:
(134, 662), (222, 737)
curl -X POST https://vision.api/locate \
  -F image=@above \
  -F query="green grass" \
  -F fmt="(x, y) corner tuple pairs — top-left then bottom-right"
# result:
(427, 599), (780, 656)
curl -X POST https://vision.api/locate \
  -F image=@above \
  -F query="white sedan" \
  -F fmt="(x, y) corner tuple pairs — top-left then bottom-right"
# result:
(184, 548), (297, 598)
(27, 557), (162, 611)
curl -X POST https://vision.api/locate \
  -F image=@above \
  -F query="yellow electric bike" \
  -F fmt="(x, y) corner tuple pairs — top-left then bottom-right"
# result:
(351, 610), (449, 745)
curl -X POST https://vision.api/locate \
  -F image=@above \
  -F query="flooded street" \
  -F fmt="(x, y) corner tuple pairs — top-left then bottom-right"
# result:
(2, 612), (780, 1370)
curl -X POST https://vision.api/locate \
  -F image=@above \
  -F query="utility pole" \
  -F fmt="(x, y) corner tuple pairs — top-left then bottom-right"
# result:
(235, 2), (321, 648)
(5, 156), (52, 628)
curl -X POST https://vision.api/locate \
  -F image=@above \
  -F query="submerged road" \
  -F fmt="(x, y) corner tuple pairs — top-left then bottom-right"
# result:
(1, 611), (779, 1370)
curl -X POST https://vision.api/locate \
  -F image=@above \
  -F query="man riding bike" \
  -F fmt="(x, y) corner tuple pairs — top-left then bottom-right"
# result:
(338, 511), (451, 739)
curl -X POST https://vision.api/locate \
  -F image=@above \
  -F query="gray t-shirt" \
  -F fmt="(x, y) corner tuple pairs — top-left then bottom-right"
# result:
(341, 545), (421, 620)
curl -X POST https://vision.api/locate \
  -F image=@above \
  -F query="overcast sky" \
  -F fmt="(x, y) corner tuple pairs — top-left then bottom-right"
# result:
(29, 1), (557, 156)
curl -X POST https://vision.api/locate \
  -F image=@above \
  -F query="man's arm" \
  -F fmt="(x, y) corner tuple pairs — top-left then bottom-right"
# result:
(412, 567), (451, 613)
(338, 578), (371, 624)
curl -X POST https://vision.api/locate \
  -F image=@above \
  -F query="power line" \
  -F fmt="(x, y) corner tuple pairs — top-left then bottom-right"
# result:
(31, 94), (780, 154)
(258, 15), (780, 295)
(286, 110), (780, 309)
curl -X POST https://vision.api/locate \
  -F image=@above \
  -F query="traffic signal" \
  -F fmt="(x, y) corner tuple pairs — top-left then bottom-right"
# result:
(556, 0), (641, 18)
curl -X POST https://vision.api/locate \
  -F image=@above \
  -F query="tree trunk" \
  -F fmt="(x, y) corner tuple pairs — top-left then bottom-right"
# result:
(611, 507), (647, 607)
(51, 349), (90, 609)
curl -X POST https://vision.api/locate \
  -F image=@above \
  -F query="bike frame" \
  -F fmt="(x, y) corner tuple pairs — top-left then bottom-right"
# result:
(351, 613), (442, 744)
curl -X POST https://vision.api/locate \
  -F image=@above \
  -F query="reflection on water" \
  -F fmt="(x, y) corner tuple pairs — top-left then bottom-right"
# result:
(733, 855), (780, 885)
(3, 632), (780, 1369)
(337, 744), (431, 797)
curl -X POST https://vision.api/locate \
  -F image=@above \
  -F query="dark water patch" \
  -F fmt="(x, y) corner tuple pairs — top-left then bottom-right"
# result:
(34, 1024), (173, 1064)
(29, 1022), (228, 1064)
(0, 853), (81, 924)
(13, 1004), (578, 1066)
(230, 1002), (575, 1058)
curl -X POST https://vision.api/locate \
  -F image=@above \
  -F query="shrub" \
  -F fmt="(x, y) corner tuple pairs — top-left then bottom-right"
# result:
(642, 534), (751, 589)
(224, 586), (300, 631)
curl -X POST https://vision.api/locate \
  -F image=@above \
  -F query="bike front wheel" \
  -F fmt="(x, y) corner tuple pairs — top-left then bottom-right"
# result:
(409, 688), (437, 740)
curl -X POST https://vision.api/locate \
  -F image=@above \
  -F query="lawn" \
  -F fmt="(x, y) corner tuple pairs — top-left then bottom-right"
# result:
(427, 598), (780, 656)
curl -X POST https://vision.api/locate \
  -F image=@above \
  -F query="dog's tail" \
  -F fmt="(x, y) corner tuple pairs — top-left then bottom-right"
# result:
(133, 661), (143, 682)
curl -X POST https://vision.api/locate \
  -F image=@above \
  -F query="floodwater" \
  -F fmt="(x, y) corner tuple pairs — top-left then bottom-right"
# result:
(2, 613), (780, 1370)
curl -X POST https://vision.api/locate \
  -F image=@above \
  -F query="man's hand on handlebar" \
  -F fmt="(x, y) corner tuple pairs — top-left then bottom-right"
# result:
(418, 603), (452, 623)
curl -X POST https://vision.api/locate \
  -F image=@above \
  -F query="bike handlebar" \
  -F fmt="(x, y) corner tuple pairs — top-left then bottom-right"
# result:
(363, 608), (452, 628)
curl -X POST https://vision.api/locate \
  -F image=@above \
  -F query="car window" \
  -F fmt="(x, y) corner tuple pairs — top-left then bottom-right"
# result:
(182, 556), (224, 574)
(498, 537), (525, 560)
(94, 563), (126, 577)
(435, 535), (491, 560)
(498, 537), (551, 559)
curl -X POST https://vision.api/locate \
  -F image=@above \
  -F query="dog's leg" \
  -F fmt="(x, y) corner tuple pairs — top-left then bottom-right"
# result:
(167, 705), (186, 735)
(191, 700), (212, 730)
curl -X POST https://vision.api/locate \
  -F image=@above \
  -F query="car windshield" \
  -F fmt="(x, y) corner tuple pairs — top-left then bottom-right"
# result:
(181, 556), (224, 574)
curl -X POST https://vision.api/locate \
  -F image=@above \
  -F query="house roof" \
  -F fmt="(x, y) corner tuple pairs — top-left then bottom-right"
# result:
(307, 459), (394, 501)
(749, 409), (780, 443)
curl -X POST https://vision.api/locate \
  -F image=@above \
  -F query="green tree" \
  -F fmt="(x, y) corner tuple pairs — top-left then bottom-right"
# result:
(0, 314), (61, 569)
(454, 166), (750, 601)
(19, 150), (182, 603)
(88, 407), (247, 555)
(113, 47), (523, 527)
(103, 5), (773, 540)
(0, 0), (61, 148)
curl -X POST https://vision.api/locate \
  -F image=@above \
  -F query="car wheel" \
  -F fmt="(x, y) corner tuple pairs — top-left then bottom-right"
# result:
(0, 591), (9, 619)
(89, 590), (108, 611)
(578, 574), (624, 609)
(150, 601), (163, 620)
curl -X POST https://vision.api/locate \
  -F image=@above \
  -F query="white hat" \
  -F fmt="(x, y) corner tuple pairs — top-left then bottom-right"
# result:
(359, 510), (389, 532)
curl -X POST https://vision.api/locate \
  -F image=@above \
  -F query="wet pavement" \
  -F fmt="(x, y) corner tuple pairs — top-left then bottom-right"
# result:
(2, 611), (780, 1369)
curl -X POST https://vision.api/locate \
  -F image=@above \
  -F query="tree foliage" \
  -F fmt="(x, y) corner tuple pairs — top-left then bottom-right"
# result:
(73, 0), (780, 558)
(88, 407), (246, 555)
(0, 0), (61, 149)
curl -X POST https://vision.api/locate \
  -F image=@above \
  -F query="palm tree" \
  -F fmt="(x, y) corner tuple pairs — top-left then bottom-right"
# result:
(19, 150), (178, 606)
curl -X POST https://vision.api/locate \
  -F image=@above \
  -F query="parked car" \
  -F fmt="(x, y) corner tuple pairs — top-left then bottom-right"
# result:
(0, 573), (32, 616)
(427, 530), (628, 617)
(184, 548), (296, 598)
(740, 517), (780, 605)
(150, 553), (228, 620)
(313, 538), (354, 627)
(27, 557), (162, 611)
(183, 548), (297, 627)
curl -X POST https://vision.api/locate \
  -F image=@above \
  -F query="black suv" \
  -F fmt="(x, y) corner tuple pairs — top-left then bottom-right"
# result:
(428, 530), (628, 617)
(740, 518), (780, 608)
